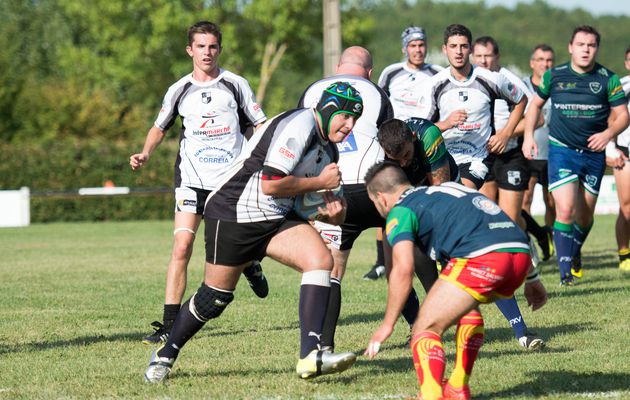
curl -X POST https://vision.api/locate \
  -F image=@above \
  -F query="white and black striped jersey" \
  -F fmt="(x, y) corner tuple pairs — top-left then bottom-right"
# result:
(298, 74), (393, 184)
(416, 66), (525, 165)
(493, 67), (532, 152)
(154, 69), (266, 190)
(205, 108), (337, 223)
(617, 75), (630, 148)
(523, 75), (552, 160)
(377, 62), (443, 121)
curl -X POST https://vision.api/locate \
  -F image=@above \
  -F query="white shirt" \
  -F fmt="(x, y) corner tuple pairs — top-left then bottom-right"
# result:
(378, 62), (443, 121)
(523, 75), (552, 160)
(493, 67), (532, 152)
(416, 66), (525, 165)
(155, 69), (266, 190)
(617, 75), (630, 148)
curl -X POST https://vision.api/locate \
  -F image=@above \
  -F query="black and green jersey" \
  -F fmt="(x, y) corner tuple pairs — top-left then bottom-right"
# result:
(537, 62), (626, 151)
(392, 117), (458, 186)
(385, 183), (529, 263)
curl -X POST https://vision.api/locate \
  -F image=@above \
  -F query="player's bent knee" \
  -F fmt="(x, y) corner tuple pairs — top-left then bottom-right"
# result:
(189, 283), (234, 322)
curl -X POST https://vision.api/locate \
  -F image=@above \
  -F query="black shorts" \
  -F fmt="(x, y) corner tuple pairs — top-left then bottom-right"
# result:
(338, 184), (385, 251)
(617, 145), (629, 158)
(458, 157), (494, 190)
(526, 159), (549, 187)
(204, 213), (306, 266)
(485, 148), (530, 191)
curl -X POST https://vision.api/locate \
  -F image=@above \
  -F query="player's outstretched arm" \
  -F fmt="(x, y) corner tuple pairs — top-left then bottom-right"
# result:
(365, 240), (415, 359)
(129, 126), (166, 170)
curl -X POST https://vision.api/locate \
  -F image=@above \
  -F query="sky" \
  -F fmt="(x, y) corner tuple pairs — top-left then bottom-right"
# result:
(436, 0), (630, 17)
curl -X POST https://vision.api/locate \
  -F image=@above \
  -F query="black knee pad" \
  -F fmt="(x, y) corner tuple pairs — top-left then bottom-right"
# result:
(190, 284), (234, 322)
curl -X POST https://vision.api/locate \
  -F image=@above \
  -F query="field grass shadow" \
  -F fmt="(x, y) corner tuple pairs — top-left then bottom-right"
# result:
(0, 331), (145, 354)
(476, 370), (630, 399)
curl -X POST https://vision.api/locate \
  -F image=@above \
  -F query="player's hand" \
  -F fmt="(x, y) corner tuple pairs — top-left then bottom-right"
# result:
(521, 136), (537, 160)
(317, 191), (346, 226)
(364, 323), (394, 359)
(487, 131), (510, 154)
(317, 163), (342, 190)
(129, 153), (148, 170)
(606, 153), (627, 169)
(587, 131), (613, 152)
(444, 109), (467, 129)
(524, 280), (547, 311)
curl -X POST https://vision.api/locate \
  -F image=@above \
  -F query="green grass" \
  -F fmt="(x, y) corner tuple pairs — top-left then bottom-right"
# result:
(1, 217), (629, 399)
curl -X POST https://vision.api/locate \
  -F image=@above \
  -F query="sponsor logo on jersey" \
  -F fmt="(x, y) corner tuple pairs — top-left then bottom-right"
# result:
(336, 132), (357, 153)
(507, 82), (517, 97)
(279, 146), (296, 159)
(192, 126), (231, 136)
(253, 103), (261, 112)
(597, 68), (608, 77)
(556, 82), (576, 90)
(471, 195), (501, 215)
(589, 82), (602, 94)
(457, 122), (481, 131)
(458, 91), (468, 102)
(179, 199), (197, 207)
(488, 221), (515, 229)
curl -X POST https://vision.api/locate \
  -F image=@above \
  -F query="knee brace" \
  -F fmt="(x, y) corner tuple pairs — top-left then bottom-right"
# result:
(189, 284), (234, 322)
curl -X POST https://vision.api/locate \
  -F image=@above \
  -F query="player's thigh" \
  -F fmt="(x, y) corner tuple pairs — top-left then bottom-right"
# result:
(266, 222), (333, 272)
(614, 162), (630, 213)
(498, 188), (525, 223)
(203, 262), (248, 291)
(413, 279), (479, 335)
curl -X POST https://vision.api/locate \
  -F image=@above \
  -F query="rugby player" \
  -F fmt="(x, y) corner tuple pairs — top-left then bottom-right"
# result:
(363, 162), (547, 400)
(523, 26), (629, 285)
(416, 24), (527, 190)
(143, 82), (363, 383)
(521, 44), (557, 261)
(605, 45), (630, 271)
(129, 21), (268, 345)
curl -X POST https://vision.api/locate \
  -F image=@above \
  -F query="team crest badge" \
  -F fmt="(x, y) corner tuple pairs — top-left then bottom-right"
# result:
(585, 174), (598, 188)
(471, 196), (501, 215)
(458, 91), (468, 102)
(507, 170), (521, 186)
(201, 92), (212, 104)
(589, 82), (602, 94)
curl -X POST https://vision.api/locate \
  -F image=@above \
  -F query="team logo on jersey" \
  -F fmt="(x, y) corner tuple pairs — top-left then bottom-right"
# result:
(471, 195), (501, 215)
(589, 82), (602, 94)
(557, 82), (576, 90)
(336, 132), (357, 153)
(458, 91), (469, 102)
(507, 170), (521, 186)
(201, 92), (212, 104)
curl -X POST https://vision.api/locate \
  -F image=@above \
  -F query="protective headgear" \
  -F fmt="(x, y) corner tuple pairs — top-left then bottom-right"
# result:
(315, 81), (363, 138)
(401, 26), (426, 56)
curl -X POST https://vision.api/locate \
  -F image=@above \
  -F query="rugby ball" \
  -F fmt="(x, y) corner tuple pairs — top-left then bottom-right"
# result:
(294, 186), (344, 221)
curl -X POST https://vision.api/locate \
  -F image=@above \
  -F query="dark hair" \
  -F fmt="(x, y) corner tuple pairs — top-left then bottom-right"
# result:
(626, 45), (630, 57)
(364, 161), (410, 195)
(188, 21), (222, 47)
(473, 36), (499, 55)
(377, 119), (413, 157)
(531, 43), (555, 58)
(570, 25), (600, 46)
(443, 24), (472, 45)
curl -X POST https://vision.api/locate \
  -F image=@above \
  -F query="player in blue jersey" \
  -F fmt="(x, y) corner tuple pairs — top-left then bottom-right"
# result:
(523, 26), (629, 286)
(363, 162), (547, 400)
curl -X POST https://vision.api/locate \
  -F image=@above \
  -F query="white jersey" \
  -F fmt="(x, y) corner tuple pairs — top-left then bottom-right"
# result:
(493, 67), (531, 152)
(155, 69), (266, 190)
(416, 66), (525, 165)
(205, 108), (336, 223)
(378, 62), (443, 120)
(617, 75), (630, 148)
(523, 75), (552, 160)
(298, 74), (393, 184)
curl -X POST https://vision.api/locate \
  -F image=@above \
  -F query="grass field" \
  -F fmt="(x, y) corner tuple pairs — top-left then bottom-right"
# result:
(1, 216), (629, 399)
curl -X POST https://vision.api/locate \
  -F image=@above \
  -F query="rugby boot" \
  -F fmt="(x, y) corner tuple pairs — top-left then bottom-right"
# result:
(144, 346), (175, 383)
(296, 349), (356, 379)
(243, 260), (269, 298)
